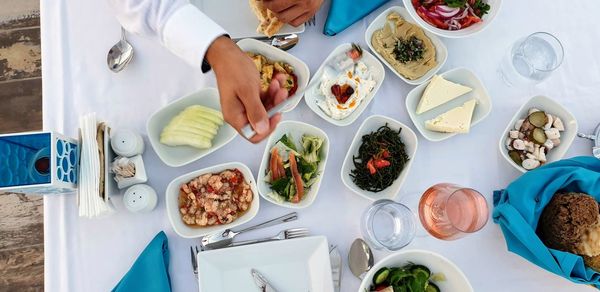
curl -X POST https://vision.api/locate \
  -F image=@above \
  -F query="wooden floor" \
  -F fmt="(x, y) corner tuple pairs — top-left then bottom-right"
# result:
(0, 0), (44, 291)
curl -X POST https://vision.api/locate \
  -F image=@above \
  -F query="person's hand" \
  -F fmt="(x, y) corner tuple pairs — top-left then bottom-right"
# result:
(263, 0), (324, 27)
(206, 36), (289, 143)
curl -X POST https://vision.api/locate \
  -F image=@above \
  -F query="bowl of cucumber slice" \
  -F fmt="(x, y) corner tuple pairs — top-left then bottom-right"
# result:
(358, 249), (473, 292)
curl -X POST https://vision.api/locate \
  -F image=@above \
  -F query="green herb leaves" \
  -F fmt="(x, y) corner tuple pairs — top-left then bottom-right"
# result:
(393, 36), (425, 64)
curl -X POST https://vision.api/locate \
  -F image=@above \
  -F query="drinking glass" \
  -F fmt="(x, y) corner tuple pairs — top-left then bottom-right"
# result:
(418, 183), (489, 241)
(499, 32), (564, 87)
(361, 199), (416, 251)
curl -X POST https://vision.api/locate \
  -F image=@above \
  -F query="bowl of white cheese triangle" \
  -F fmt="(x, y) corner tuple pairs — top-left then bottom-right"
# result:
(405, 67), (492, 142)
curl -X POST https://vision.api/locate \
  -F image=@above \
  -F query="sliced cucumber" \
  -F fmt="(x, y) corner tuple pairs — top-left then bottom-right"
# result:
(530, 127), (547, 145)
(508, 150), (523, 165)
(182, 105), (224, 125)
(160, 132), (212, 149)
(410, 265), (431, 280)
(528, 111), (547, 128)
(373, 267), (390, 285)
(425, 282), (440, 292)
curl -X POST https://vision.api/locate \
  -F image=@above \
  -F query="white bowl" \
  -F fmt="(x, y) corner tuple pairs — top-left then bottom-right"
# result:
(358, 249), (473, 292)
(165, 162), (259, 238)
(405, 67), (492, 142)
(304, 43), (385, 126)
(403, 0), (502, 38)
(236, 38), (310, 112)
(146, 88), (237, 167)
(365, 6), (447, 85)
(257, 121), (329, 209)
(498, 95), (578, 173)
(341, 115), (418, 201)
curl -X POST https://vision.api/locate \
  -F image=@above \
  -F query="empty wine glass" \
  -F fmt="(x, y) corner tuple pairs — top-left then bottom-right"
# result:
(361, 199), (416, 250)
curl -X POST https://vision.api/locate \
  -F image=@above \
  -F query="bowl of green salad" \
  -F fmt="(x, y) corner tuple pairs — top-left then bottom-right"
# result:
(257, 120), (329, 209)
(359, 249), (473, 292)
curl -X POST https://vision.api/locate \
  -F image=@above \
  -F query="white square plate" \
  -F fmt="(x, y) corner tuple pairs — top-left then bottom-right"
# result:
(498, 95), (578, 173)
(191, 0), (305, 39)
(197, 236), (334, 292)
(257, 121), (329, 209)
(341, 115), (418, 201)
(237, 38), (310, 113)
(146, 88), (237, 167)
(365, 6), (447, 85)
(405, 67), (492, 142)
(165, 162), (259, 238)
(304, 43), (385, 126)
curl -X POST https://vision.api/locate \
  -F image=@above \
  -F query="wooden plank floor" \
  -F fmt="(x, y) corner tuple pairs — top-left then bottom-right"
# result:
(0, 0), (44, 291)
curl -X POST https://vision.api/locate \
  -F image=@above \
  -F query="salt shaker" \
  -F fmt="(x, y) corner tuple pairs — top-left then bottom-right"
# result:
(111, 129), (144, 157)
(123, 184), (157, 213)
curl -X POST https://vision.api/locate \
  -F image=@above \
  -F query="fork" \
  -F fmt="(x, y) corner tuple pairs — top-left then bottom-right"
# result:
(305, 15), (316, 26)
(228, 228), (309, 247)
(190, 246), (200, 279)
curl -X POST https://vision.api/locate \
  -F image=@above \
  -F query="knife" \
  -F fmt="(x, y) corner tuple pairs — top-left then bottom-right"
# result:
(251, 269), (279, 292)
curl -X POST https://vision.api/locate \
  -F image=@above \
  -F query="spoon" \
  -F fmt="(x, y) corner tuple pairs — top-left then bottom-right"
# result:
(268, 33), (299, 51)
(107, 27), (134, 73)
(348, 238), (374, 280)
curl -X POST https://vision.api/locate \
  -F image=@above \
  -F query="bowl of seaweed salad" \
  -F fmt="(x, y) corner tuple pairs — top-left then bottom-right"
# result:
(341, 115), (418, 201)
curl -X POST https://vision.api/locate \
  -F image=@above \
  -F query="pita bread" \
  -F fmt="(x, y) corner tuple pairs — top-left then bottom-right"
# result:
(249, 0), (285, 37)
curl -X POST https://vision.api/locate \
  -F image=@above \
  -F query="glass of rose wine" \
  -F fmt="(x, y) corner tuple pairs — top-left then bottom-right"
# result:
(418, 183), (489, 240)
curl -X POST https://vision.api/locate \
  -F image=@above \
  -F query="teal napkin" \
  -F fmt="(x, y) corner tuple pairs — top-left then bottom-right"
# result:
(112, 231), (171, 292)
(493, 156), (600, 288)
(323, 0), (390, 36)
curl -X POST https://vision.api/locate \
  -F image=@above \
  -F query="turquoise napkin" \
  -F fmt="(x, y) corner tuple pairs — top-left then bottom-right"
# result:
(323, 0), (390, 36)
(493, 156), (600, 288)
(112, 231), (171, 292)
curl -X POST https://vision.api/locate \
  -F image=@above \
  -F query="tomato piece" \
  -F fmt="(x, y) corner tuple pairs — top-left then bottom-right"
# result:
(270, 148), (281, 181)
(289, 152), (304, 203)
(374, 159), (391, 169)
(416, 8), (449, 29)
(382, 149), (390, 159)
(367, 158), (377, 175)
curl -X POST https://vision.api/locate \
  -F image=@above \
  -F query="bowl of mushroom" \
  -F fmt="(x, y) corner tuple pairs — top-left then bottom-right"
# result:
(499, 96), (578, 172)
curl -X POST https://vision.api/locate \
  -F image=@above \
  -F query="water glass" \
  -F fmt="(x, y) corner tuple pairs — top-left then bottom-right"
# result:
(499, 32), (564, 87)
(361, 199), (416, 251)
(418, 183), (489, 241)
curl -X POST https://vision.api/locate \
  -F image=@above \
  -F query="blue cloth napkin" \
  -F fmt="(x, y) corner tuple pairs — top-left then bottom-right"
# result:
(493, 156), (600, 288)
(323, 0), (390, 36)
(112, 231), (171, 292)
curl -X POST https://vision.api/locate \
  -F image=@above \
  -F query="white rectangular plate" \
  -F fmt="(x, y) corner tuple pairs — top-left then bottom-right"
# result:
(191, 0), (305, 39)
(197, 236), (334, 292)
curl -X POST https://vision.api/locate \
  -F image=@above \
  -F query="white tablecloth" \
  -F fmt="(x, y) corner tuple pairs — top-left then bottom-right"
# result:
(41, 0), (600, 291)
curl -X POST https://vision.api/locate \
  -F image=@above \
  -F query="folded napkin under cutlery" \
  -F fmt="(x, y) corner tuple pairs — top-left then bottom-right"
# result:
(323, 0), (391, 36)
(112, 231), (171, 292)
(493, 156), (600, 288)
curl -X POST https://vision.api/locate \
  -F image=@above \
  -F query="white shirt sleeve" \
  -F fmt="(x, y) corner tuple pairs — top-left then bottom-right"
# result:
(107, 0), (227, 68)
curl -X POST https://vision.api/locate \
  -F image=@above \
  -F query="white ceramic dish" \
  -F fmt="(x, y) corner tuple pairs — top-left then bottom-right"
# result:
(191, 0), (305, 39)
(304, 43), (385, 126)
(197, 236), (334, 292)
(257, 121), (329, 209)
(365, 6), (447, 85)
(165, 162), (259, 238)
(498, 95), (578, 173)
(358, 249), (474, 292)
(237, 38), (310, 112)
(146, 88), (237, 168)
(406, 67), (492, 142)
(341, 115), (418, 201)
(402, 0), (502, 39)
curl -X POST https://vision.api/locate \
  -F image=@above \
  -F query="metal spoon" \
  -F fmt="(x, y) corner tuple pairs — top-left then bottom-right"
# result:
(268, 33), (299, 51)
(578, 122), (600, 158)
(348, 238), (374, 280)
(107, 27), (134, 73)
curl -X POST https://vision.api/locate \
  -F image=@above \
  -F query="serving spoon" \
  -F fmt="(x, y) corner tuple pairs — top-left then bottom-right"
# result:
(107, 27), (134, 73)
(348, 238), (374, 279)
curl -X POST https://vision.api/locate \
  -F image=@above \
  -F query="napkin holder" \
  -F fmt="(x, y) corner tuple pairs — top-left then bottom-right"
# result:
(0, 131), (78, 194)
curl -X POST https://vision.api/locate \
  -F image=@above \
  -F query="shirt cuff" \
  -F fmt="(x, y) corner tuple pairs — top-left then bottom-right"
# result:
(161, 3), (227, 68)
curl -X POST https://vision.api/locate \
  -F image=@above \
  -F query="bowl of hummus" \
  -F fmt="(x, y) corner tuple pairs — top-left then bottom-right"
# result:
(365, 6), (447, 85)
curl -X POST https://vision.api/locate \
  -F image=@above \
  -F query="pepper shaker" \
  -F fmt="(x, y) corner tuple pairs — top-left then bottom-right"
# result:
(123, 184), (157, 213)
